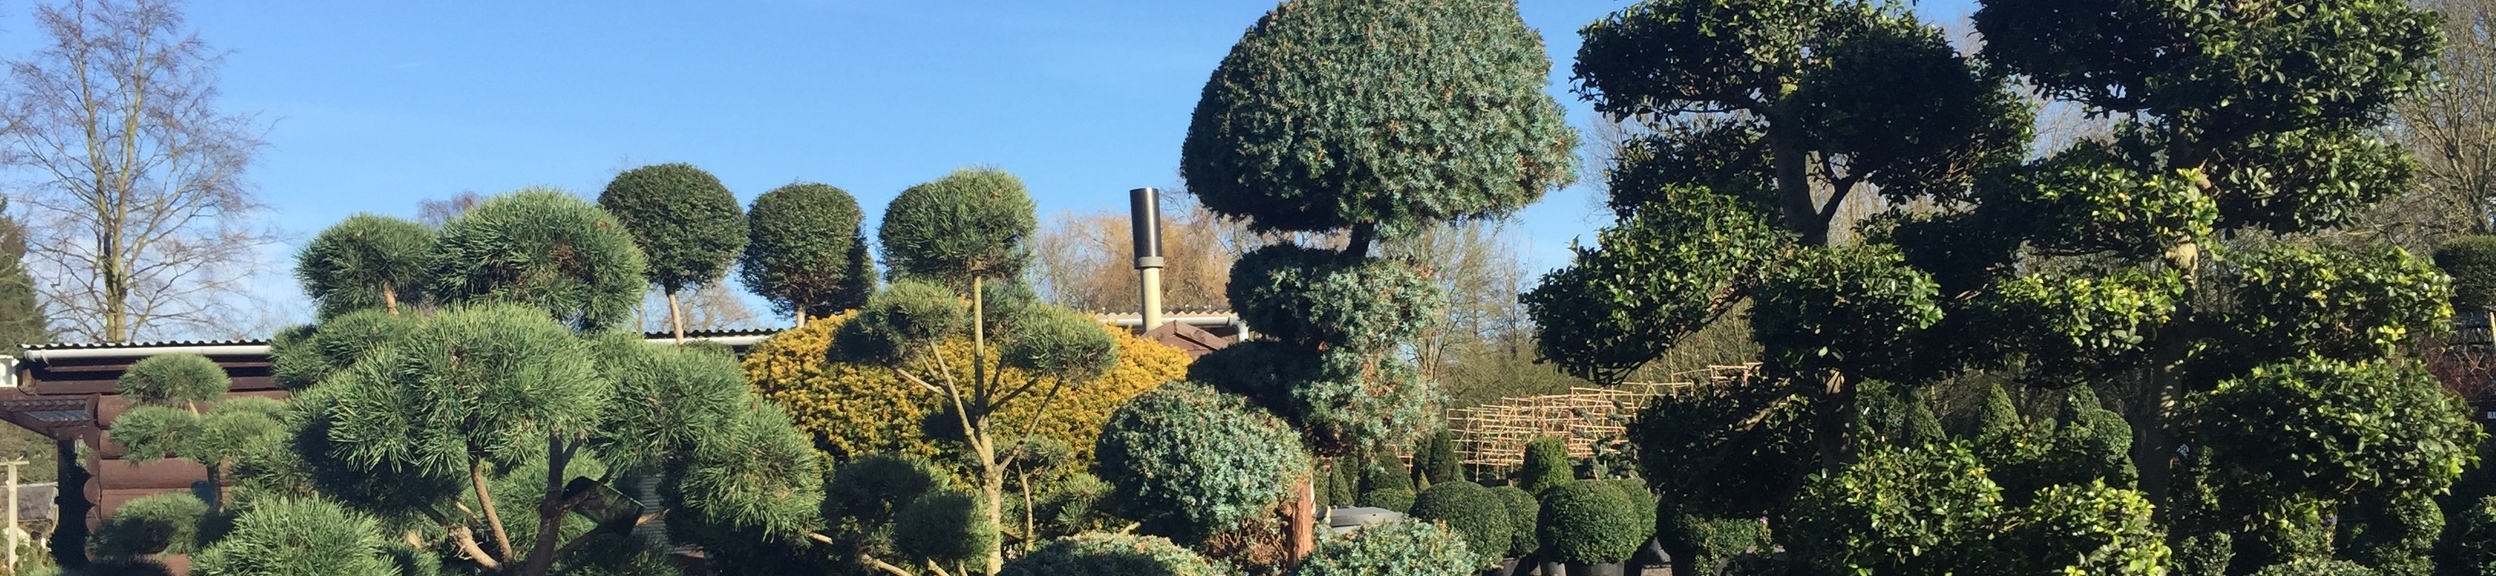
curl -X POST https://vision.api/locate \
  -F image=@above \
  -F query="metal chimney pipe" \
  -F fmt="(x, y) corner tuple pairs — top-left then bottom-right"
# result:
(1130, 188), (1166, 332)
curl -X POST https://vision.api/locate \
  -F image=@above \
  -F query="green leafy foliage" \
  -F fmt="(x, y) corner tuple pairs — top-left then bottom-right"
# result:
(428, 188), (647, 330)
(1970, 269), (2183, 383)
(1627, 379), (1811, 519)
(1094, 382), (1309, 544)
(1523, 184), (1787, 383)
(1229, 245), (1442, 352)
(2213, 244), (2453, 368)
(739, 182), (873, 320)
(1360, 489), (1413, 514)
(1517, 437), (1573, 496)
(1186, 340), (1441, 456)
(1410, 430), (1459, 488)
(1788, 11), (2032, 204)
(597, 162), (747, 294)
(2251, 559), (2387, 576)
(892, 489), (998, 566)
(294, 214), (434, 318)
(878, 168), (1037, 287)
(998, 533), (1228, 576)
(1488, 486), (1538, 557)
(2434, 236), (2496, 314)
(2000, 482), (2170, 576)
(1750, 245), (1942, 383)
(2337, 490), (2442, 576)
(1408, 481), (1511, 568)
(1786, 445), (2002, 574)
(117, 353), (228, 405)
(1180, 0), (1575, 236)
(2187, 358), (2487, 501)
(1536, 480), (1647, 564)
(1986, 141), (2220, 257)
(190, 498), (402, 576)
(1655, 509), (1768, 576)
(267, 309), (414, 391)
(88, 493), (205, 557)
(2440, 496), (2496, 576)
(1290, 521), (1476, 576)
(0, 197), (47, 354)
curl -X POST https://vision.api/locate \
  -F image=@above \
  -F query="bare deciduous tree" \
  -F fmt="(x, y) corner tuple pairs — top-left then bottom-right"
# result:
(2359, 0), (2496, 255)
(4, 0), (270, 342)
(416, 191), (484, 228)
(1028, 191), (1236, 313)
(636, 283), (760, 333)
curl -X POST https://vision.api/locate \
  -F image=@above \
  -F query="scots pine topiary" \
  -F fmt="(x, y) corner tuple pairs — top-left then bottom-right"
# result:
(295, 214), (434, 318)
(429, 188), (647, 330)
(878, 168), (1037, 288)
(118, 353), (227, 406)
(740, 182), (872, 321)
(88, 493), (205, 557)
(190, 498), (402, 576)
(599, 162), (747, 339)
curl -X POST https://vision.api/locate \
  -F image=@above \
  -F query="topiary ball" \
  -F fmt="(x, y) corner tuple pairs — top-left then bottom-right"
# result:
(740, 182), (872, 320)
(599, 163), (747, 295)
(1518, 437), (1573, 495)
(189, 498), (403, 576)
(1409, 481), (1513, 568)
(1595, 478), (1659, 544)
(1488, 485), (1540, 558)
(1095, 382), (1311, 544)
(999, 533), (1228, 576)
(892, 489), (999, 566)
(118, 353), (229, 405)
(429, 187), (648, 331)
(824, 453), (948, 530)
(89, 492), (206, 557)
(879, 168), (1038, 287)
(296, 213), (435, 318)
(1290, 520), (1477, 576)
(1362, 488), (1416, 514)
(1537, 480), (1646, 564)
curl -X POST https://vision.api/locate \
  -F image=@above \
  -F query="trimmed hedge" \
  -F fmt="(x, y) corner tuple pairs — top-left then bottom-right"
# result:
(1291, 521), (1476, 576)
(892, 489), (998, 565)
(1538, 480), (1646, 564)
(1408, 481), (1512, 568)
(1361, 488), (1416, 514)
(118, 353), (228, 406)
(998, 533), (1227, 576)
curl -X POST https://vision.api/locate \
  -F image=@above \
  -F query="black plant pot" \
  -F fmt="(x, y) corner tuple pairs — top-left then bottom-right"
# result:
(1541, 560), (1567, 576)
(1564, 561), (1625, 576)
(1478, 558), (1522, 576)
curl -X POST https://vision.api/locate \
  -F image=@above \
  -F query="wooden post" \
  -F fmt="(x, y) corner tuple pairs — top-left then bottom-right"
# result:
(1287, 476), (1315, 562)
(3, 458), (25, 576)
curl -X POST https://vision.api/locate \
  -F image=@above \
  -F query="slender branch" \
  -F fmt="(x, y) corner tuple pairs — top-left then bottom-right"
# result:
(856, 553), (915, 576)
(470, 459), (516, 563)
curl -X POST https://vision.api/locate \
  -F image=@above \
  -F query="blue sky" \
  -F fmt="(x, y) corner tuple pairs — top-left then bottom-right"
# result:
(0, 0), (1982, 326)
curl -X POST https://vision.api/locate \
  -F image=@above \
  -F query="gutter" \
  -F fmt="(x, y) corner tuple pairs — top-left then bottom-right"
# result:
(19, 335), (775, 364)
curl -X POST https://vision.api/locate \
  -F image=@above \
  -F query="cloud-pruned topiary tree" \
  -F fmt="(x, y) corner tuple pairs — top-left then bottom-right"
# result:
(108, 353), (282, 514)
(429, 188), (647, 331)
(295, 214), (434, 318)
(600, 163), (748, 342)
(1180, 0), (1577, 555)
(190, 498), (403, 576)
(839, 167), (1116, 574)
(741, 182), (875, 325)
(1094, 382), (1309, 545)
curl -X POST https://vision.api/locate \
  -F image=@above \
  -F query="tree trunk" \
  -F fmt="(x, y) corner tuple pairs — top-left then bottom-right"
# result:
(1287, 476), (1316, 562)
(667, 289), (685, 343)
(48, 439), (88, 569)
(382, 285), (400, 315)
(976, 432), (1006, 575)
(1765, 103), (1827, 247)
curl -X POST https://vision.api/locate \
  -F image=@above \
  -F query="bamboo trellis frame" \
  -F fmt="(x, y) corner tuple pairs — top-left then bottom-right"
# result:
(1449, 363), (1761, 469)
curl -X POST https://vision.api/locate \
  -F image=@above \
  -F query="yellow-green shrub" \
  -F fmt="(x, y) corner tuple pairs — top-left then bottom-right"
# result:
(745, 313), (1189, 466)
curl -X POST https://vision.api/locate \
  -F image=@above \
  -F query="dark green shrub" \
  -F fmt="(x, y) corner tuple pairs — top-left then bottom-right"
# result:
(1413, 430), (1461, 488)
(1331, 458), (1360, 507)
(1290, 520), (1476, 576)
(267, 309), (414, 391)
(190, 498), (402, 576)
(60, 558), (174, 576)
(428, 188), (648, 330)
(1595, 478), (1659, 544)
(1537, 480), (1646, 564)
(2189, 359), (2486, 500)
(598, 163), (747, 296)
(892, 489), (998, 566)
(117, 353), (227, 406)
(1409, 481), (1510, 568)
(823, 453), (946, 531)
(1657, 509), (1768, 576)
(998, 533), (1227, 576)
(1518, 437), (1572, 495)
(740, 182), (873, 320)
(1488, 486), (1539, 557)
(295, 214), (434, 318)
(2435, 235), (2496, 314)
(89, 493), (205, 557)
(2248, 559), (2383, 576)
(878, 168), (1038, 287)
(1362, 449), (1413, 495)
(1361, 488), (1415, 514)
(1094, 382), (1310, 544)
(2336, 490), (2439, 576)
(1785, 445), (2001, 575)
(2439, 496), (2496, 576)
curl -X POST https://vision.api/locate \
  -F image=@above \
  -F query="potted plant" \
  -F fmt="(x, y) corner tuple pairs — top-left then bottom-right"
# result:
(1409, 481), (1514, 575)
(1537, 481), (1651, 576)
(1488, 485), (1539, 575)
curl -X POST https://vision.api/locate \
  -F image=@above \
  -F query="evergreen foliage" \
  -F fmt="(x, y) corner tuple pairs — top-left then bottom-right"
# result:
(1360, 488), (1414, 514)
(294, 214), (434, 318)
(998, 533), (1228, 576)
(892, 490), (998, 567)
(1412, 430), (1460, 488)
(428, 188), (647, 330)
(88, 493), (205, 557)
(190, 498), (402, 576)
(597, 163), (747, 295)
(1289, 521), (1476, 576)
(2435, 235), (2496, 315)
(1518, 437), (1572, 495)
(267, 309), (414, 391)
(1536, 480), (1647, 564)
(1487, 486), (1538, 557)
(1094, 382), (1309, 544)
(1361, 449), (1413, 495)
(877, 168), (1037, 288)
(1408, 481), (1511, 568)
(739, 182), (873, 320)
(0, 197), (48, 353)
(2440, 496), (2496, 576)
(117, 353), (227, 406)
(2189, 359), (2485, 501)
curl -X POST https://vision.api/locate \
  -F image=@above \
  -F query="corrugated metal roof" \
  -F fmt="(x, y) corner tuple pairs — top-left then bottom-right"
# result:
(19, 326), (791, 353)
